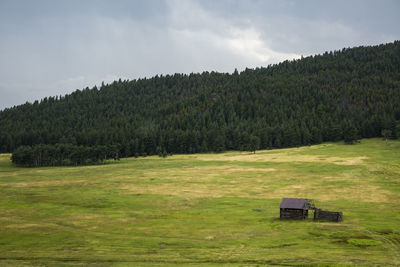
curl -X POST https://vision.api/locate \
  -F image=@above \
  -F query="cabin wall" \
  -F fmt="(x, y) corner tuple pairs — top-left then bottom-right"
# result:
(313, 209), (342, 222)
(280, 208), (308, 220)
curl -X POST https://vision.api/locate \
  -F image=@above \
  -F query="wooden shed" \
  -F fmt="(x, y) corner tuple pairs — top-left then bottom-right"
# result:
(280, 198), (313, 220)
(314, 208), (343, 222)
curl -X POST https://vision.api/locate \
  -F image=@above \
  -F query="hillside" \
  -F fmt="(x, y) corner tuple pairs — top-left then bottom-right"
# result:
(0, 139), (399, 265)
(0, 42), (400, 156)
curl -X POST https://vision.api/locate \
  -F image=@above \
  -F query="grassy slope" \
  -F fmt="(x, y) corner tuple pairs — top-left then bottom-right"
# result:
(0, 138), (399, 266)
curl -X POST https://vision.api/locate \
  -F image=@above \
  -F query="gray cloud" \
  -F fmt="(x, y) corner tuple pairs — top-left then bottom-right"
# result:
(0, 0), (399, 110)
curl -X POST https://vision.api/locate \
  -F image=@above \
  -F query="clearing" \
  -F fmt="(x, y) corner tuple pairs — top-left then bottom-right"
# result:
(0, 138), (399, 266)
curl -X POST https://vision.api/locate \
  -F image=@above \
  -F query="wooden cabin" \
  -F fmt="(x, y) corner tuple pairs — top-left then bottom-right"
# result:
(280, 198), (313, 220)
(314, 208), (343, 222)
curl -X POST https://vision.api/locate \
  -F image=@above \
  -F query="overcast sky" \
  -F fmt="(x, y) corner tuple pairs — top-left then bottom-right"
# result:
(0, 0), (399, 110)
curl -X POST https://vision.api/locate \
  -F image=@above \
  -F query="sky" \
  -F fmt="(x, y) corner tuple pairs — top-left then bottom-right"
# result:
(0, 0), (399, 110)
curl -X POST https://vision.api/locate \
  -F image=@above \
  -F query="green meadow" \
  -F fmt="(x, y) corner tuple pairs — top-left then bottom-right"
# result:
(0, 138), (399, 266)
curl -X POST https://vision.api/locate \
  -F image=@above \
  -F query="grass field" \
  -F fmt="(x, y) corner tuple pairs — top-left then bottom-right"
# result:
(0, 138), (399, 266)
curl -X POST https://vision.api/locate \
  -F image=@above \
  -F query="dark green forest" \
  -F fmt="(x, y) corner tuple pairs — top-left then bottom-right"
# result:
(1, 41), (400, 166)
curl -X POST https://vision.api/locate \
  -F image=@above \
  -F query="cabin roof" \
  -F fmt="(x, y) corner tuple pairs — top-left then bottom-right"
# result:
(280, 198), (309, 209)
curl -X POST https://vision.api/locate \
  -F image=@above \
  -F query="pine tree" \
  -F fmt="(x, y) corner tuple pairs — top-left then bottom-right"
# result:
(344, 125), (359, 144)
(249, 135), (260, 153)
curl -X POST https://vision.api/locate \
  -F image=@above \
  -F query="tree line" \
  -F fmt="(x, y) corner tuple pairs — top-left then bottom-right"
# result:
(11, 143), (120, 167)
(0, 41), (399, 166)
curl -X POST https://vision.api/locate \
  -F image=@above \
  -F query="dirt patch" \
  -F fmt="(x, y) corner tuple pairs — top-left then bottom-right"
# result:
(116, 171), (397, 203)
(196, 153), (369, 166)
(150, 165), (276, 174)
(5, 223), (56, 229)
(113, 166), (278, 183)
(316, 185), (394, 202)
(274, 183), (394, 203)
(0, 179), (87, 187)
(331, 156), (369, 165)
(0, 172), (19, 177)
(113, 164), (281, 199)
(119, 183), (255, 199)
(67, 214), (102, 220)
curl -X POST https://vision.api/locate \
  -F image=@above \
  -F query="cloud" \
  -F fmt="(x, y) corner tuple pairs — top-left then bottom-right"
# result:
(0, 0), (399, 110)
(255, 15), (363, 55)
(166, 0), (300, 70)
(225, 27), (300, 63)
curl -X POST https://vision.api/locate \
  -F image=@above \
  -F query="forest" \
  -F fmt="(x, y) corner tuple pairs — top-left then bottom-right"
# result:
(1, 41), (400, 166)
